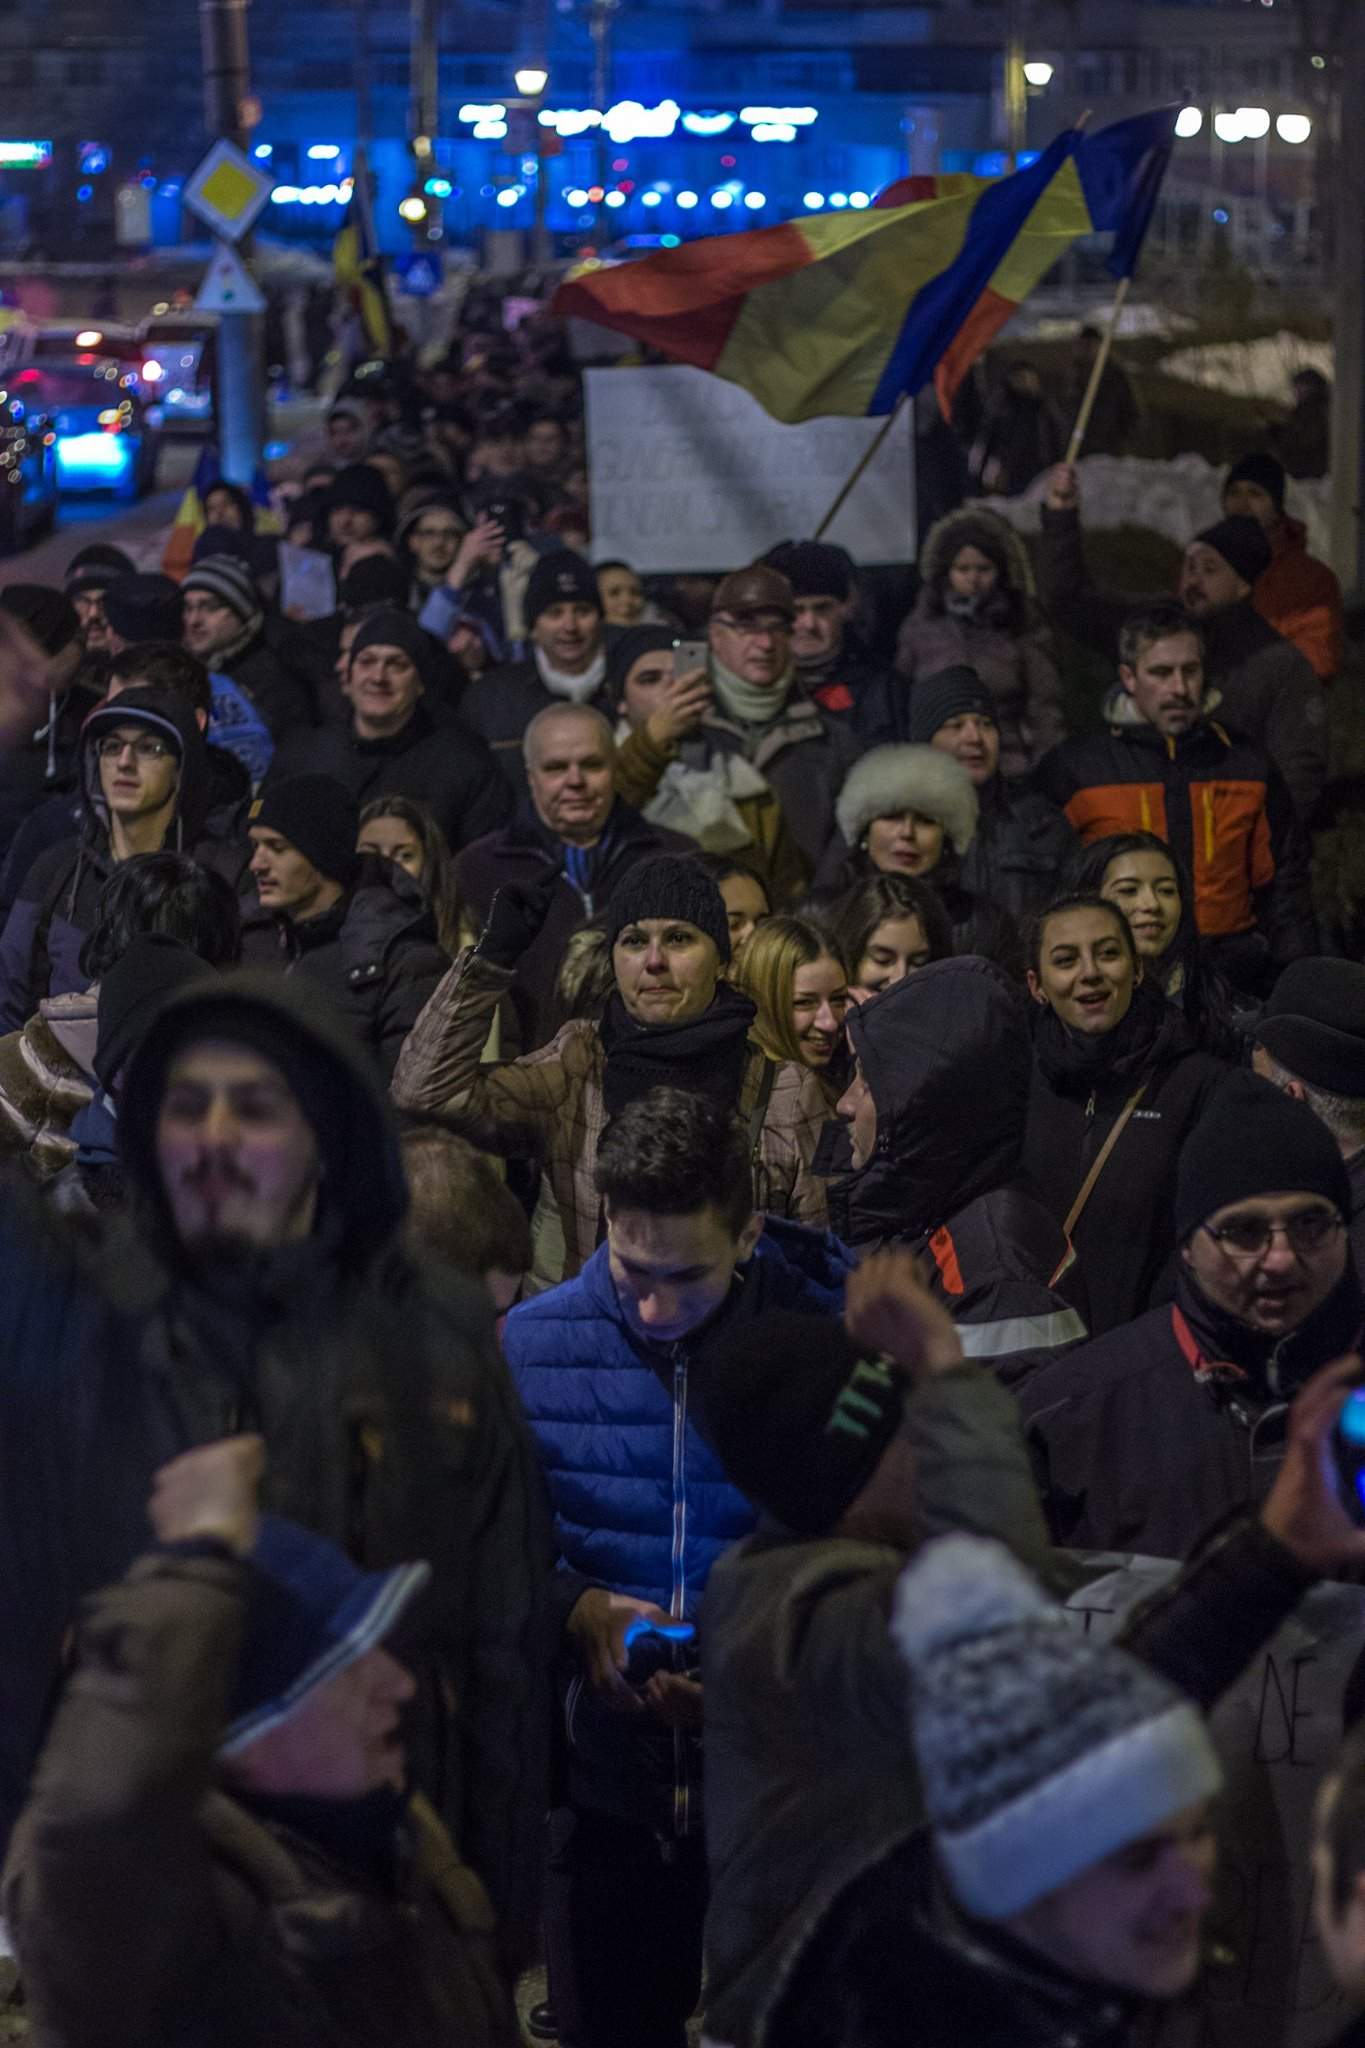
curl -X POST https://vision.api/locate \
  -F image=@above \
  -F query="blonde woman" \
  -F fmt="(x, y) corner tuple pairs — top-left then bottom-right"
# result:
(731, 915), (850, 1101)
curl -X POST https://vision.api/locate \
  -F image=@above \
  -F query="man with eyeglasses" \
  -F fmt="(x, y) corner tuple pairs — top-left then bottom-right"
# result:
(396, 489), (466, 610)
(1019, 1072), (1365, 1560)
(0, 687), (247, 1033)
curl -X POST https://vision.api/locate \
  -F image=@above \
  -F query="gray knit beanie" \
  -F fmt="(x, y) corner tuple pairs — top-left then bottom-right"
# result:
(893, 1535), (1222, 1920)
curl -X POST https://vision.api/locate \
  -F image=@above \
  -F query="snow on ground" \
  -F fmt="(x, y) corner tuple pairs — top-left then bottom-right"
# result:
(973, 453), (1332, 558)
(1158, 331), (1333, 402)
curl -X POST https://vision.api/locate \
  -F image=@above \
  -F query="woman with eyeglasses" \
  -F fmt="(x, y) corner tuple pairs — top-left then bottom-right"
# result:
(1017, 1072), (1363, 1560)
(1021, 892), (1230, 1335)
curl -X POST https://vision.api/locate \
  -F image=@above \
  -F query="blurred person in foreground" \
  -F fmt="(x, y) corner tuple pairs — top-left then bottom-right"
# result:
(4, 1436), (519, 2048)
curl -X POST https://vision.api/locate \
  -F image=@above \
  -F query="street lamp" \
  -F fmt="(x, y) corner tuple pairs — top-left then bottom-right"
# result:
(1277, 113), (1312, 145)
(1237, 106), (1271, 139)
(515, 65), (549, 99)
(1175, 107), (1203, 139)
(1213, 110), (1246, 143)
(507, 66), (551, 263)
(1023, 60), (1053, 88)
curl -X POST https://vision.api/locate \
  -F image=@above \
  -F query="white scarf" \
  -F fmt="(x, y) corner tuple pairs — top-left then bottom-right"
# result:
(535, 642), (608, 704)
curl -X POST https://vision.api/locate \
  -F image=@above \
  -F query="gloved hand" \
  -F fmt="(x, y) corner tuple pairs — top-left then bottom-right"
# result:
(477, 873), (561, 968)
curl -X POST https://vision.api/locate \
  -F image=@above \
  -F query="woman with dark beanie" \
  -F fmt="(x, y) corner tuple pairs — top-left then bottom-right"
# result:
(1021, 892), (1230, 1332)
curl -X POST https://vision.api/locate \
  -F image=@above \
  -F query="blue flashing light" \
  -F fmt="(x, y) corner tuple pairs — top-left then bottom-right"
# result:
(1341, 1392), (1365, 1445)
(661, 234), (680, 247)
(1213, 207), (1229, 223)
(1018, 150), (1040, 168)
(424, 176), (453, 198)
(55, 432), (134, 483)
(972, 152), (1007, 177)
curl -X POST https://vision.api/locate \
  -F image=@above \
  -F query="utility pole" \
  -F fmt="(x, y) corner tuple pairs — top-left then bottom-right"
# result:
(197, 0), (266, 482)
(409, 0), (440, 245)
(590, 0), (618, 238)
(1329, 13), (1365, 593)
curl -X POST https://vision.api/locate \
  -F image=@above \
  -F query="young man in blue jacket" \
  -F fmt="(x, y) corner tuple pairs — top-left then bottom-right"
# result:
(501, 1085), (852, 2048)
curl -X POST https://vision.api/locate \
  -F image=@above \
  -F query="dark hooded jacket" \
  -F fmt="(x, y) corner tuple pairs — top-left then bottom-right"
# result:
(0, 678), (103, 870)
(240, 853), (450, 1079)
(1021, 979), (1230, 1335)
(0, 973), (549, 1970)
(1020, 1259), (1365, 1559)
(821, 958), (1087, 1374)
(0, 689), (250, 1033)
(268, 700), (512, 853)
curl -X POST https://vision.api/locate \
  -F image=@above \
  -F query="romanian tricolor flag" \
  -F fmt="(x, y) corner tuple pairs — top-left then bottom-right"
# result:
(162, 443), (277, 580)
(553, 109), (1177, 426)
(334, 148), (393, 361)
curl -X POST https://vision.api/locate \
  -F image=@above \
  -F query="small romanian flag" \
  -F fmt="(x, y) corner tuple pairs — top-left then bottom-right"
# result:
(553, 110), (1177, 426)
(334, 149), (393, 361)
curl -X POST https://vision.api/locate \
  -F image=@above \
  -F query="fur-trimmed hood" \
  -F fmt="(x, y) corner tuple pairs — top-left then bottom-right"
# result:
(835, 745), (979, 855)
(918, 505), (1037, 601)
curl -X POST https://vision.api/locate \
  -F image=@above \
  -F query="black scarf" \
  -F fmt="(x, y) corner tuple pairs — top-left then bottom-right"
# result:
(1033, 976), (1182, 1093)
(598, 985), (756, 1120)
(1176, 1260), (1365, 1396)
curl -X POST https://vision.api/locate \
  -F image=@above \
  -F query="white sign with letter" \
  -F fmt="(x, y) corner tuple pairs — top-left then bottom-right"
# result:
(585, 364), (915, 573)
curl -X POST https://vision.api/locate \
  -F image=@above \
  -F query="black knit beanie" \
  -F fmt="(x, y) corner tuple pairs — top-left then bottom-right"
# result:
(251, 774), (361, 889)
(0, 584), (80, 655)
(1192, 516), (1273, 589)
(348, 607), (443, 692)
(95, 934), (214, 1091)
(1225, 452), (1287, 515)
(907, 666), (997, 746)
(64, 544), (136, 598)
(764, 540), (854, 601)
(608, 854), (732, 965)
(340, 554), (411, 613)
(102, 574), (185, 645)
(1256, 959), (1365, 1097)
(694, 1309), (905, 1534)
(326, 463), (396, 534)
(606, 624), (675, 700)
(1173, 1072), (1352, 1243)
(525, 549), (601, 628)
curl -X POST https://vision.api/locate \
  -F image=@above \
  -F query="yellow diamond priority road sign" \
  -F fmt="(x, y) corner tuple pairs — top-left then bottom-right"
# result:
(183, 139), (273, 242)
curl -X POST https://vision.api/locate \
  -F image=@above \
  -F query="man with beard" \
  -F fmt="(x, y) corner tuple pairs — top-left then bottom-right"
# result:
(0, 968), (547, 1978)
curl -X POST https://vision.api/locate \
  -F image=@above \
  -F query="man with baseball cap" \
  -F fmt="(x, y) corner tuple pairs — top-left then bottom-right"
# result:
(183, 555), (318, 739)
(1254, 959), (1365, 1276)
(1040, 463), (1327, 821)
(1019, 1072), (1365, 1558)
(1223, 449), (1343, 682)
(459, 550), (614, 805)
(268, 608), (508, 853)
(246, 771), (448, 1077)
(392, 851), (831, 1286)
(6, 1432), (519, 2043)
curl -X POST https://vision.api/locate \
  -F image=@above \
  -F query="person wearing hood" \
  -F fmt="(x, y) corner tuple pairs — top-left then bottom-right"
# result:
(894, 507), (1066, 777)
(245, 773), (450, 1079)
(503, 1088), (851, 2048)
(326, 396), (374, 464)
(182, 555), (319, 740)
(815, 742), (1021, 971)
(5, 1438), (518, 2048)
(323, 462), (396, 554)
(1040, 464), (1327, 821)
(269, 608), (509, 852)
(763, 539), (899, 747)
(396, 488), (466, 610)
(0, 586), (98, 864)
(0, 968), (549, 1976)
(608, 625), (810, 907)
(1223, 450), (1343, 683)
(1021, 893), (1230, 1336)
(458, 550), (616, 804)
(1020, 1073), (1365, 1557)
(825, 955), (1086, 1375)
(392, 854), (833, 1285)
(1034, 599), (1316, 991)
(912, 664), (1075, 921)
(0, 685), (249, 1032)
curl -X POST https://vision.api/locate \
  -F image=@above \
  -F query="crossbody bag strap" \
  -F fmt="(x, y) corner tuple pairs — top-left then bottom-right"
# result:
(1062, 1080), (1149, 1240)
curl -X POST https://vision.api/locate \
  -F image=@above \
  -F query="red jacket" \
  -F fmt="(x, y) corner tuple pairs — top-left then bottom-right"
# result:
(1254, 518), (1343, 682)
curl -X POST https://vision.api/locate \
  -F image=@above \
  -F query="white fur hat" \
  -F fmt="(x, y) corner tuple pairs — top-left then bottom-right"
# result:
(835, 745), (979, 856)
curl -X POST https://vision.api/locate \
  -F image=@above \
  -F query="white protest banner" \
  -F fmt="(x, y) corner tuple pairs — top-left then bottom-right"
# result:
(1067, 1558), (1365, 2047)
(585, 364), (915, 573)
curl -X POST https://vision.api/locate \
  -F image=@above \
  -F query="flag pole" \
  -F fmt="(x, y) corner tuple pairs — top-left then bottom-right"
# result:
(813, 396), (908, 540)
(1064, 272), (1131, 465)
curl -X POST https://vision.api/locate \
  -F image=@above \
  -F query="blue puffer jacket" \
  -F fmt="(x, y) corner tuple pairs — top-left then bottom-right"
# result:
(504, 1216), (853, 1617)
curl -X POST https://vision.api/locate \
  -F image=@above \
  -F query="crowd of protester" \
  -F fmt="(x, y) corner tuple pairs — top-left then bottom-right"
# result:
(0, 284), (1363, 2048)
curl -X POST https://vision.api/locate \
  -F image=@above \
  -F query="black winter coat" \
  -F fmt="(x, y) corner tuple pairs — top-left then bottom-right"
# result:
(460, 657), (617, 808)
(1021, 985), (1229, 1333)
(822, 958), (1087, 1373)
(0, 975), (549, 1971)
(221, 626), (321, 739)
(241, 856), (450, 1078)
(269, 701), (512, 852)
(961, 775), (1076, 923)
(0, 681), (101, 867)
(1020, 1262), (1365, 1558)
